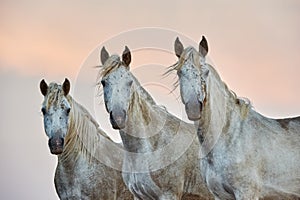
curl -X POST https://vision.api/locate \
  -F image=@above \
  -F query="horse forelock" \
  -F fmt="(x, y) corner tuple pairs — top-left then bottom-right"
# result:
(44, 82), (70, 110)
(98, 54), (123, 78)
(176, 47), (202, 70)
(165, 46), (207, 91)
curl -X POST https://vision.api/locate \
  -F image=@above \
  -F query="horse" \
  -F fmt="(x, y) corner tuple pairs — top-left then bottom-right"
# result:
(39, 79), (133, 200)
(97, 46), (213, 200)
(170, 36), (300, 199)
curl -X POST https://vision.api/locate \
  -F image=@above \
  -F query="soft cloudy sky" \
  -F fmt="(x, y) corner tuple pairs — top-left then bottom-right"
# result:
(1, 0), (299, 199)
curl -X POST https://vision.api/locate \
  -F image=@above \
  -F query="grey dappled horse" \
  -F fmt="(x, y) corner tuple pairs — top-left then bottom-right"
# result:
(98, 46), (213, 200)
(40, 79), (133, 199)
(171, 36), (300, 199)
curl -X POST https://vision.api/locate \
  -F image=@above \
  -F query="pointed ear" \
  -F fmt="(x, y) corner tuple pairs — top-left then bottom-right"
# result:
(122, 46), (131, 67)
(62, 78), (70, 96)
(101, 46), (109, 65)
(40, 79), (48, 96)
(174, 37), (184, 58)
(199, 36), (208, 57)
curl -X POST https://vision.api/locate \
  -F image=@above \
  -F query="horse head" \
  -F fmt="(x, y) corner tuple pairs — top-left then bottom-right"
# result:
(173, 36), (210, 121)
(40, 78), (71, 155)
(100, 46), (134, 130)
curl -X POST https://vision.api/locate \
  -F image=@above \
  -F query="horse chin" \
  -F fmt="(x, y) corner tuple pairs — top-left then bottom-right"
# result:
(187, 114), (201, 121)
(50, 147), (64, 155)
(48, 138), (64, 155)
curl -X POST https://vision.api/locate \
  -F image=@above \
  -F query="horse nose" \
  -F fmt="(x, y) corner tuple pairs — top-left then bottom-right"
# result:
(110, 110), (126, 130)
(48, 137), (64, 155)
(185, 97), (202, 121)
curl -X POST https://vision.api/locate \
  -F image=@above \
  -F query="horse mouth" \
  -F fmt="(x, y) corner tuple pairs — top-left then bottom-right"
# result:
(110, 110), (126, 130)
(48, 138), (64, 155)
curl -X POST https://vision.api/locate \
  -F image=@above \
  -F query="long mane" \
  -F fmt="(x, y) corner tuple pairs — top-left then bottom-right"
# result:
(98, 55), (122, 78)
(64, 96), (112, 162)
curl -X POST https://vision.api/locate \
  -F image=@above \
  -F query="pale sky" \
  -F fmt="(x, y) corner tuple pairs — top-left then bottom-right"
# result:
(1, 1), (300, 199)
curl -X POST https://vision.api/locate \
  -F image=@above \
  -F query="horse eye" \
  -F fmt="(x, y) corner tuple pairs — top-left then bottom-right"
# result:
(177, 70), (182, 76)
(66, 108), (71, 114)
(101, 80), (106, 87)
(127, 80), (133, 87)
(41, 107), (46, 115)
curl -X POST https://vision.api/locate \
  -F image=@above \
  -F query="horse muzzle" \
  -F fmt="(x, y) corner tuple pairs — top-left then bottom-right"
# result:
(110, 110), (126, 130)
(185, 99), (203, 121)
(48, 137), (64, 155)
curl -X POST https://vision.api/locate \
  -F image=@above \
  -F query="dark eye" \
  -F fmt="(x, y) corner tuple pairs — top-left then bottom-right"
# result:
(41, 107), (46, 115)
(66, 108), (71, 115)
(177, 70), (182, 76)
(101, 80), (106, 87)
(127, 80), (133, 87)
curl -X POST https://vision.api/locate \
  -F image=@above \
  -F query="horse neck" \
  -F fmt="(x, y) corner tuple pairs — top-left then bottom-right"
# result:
(60, 97), (111, 162)
(199, 65), (236, 145)
(120, 83), (168, 153)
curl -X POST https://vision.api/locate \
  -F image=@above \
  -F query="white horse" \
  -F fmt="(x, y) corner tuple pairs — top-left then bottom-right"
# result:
(170, 36), (300, 199)
(40, 79), (133, 199)
(98, 46), (213, 200)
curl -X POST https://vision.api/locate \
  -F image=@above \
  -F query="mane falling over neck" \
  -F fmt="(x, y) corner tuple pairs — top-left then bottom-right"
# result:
(61, 96), (111, 162)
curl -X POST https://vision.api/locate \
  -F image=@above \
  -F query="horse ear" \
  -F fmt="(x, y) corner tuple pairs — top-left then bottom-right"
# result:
(62, 78), (70, 96)
(40, 79), (48, 96)
(199, 36), (208, 57)
(174, 37), (184, 58)
(101, 46), (109, 65)
(122, 46), (131, 67)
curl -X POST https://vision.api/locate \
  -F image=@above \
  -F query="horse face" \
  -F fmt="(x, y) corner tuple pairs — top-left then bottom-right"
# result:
(101, 46), (133, 130)
(40, 79), (71, 155)
(174, 36), (209, 121)
(102, 66), (133, 129)
(178, 63), (205, 120)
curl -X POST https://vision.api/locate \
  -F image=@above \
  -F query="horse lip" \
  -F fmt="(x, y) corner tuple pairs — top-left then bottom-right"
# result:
(186, 112), (201, 121)
(187, 114), (201, 121)
(50, 147), (63, 155)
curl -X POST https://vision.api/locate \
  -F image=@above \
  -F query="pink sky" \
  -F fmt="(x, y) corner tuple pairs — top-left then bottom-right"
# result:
(1, 1), (299, 199)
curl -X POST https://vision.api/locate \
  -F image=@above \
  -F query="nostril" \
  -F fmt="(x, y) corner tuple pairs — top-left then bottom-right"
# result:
(49, 137), (64, 146)
(199, 101), (203, 111)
